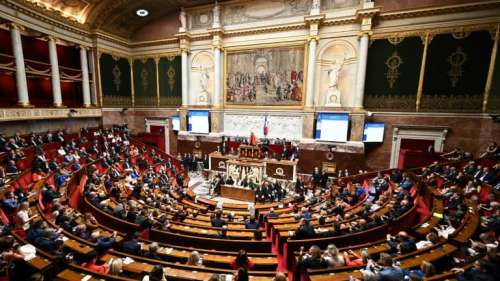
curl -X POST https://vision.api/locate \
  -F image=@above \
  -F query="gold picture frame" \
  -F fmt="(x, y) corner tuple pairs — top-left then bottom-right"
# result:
(223, 41), (309, 109)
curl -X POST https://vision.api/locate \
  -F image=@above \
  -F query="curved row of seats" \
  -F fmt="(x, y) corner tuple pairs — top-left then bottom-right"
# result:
(1, 128), (497, 281)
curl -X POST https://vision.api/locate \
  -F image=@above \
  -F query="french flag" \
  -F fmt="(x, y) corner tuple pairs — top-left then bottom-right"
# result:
(263, 115), (269, 136)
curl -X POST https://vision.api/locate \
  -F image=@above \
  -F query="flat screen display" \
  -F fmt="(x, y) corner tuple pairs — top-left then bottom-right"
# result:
(363, 122), (385, 142)
(187, 110), (210, 134)
(171, 116), (180, 131)
(315, 113), (349, 142)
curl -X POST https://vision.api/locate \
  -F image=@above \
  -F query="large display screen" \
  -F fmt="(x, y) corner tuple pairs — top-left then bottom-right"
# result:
(187, 110), (210, 134)
(315, 113), (349, 142)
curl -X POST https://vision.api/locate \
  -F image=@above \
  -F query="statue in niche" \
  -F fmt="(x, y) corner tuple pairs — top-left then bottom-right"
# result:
(179, 8), (187, 31)
(199, 65), (210, 103)
(212, 1), (220, 28)
(325, 59), (344, 107)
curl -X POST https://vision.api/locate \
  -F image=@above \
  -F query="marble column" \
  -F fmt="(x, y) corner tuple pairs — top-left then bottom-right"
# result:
(87, 49), (98, 105)
(80, 46), (91, 107)
(10, 23), (30, 106)
(353, 33), (369, 109)
(305, 38), (318, 108)
(213, 47), (222, 107)
(181, 50), (189, 107)
(48, 37), (63, 107)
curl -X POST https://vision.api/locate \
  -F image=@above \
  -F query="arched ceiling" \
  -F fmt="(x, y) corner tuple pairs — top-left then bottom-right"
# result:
(22, 0), (219, 39)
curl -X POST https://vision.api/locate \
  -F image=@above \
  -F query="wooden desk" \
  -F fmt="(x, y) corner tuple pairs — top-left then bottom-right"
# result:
(56, 269), (100, 281)
(221, 185), (255, 202)
(209, 152), (297, 181)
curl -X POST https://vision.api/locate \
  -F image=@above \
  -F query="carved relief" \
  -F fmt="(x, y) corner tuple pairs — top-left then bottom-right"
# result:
(321, 0), (360, 10)
(223, 0), (311, 25)
(0, 108), (101, 122)
(223, 113), (303, 139)
(188, 8), (213, 29)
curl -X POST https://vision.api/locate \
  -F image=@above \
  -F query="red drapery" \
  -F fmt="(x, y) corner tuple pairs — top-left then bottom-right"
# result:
(398, 139), (442, 169)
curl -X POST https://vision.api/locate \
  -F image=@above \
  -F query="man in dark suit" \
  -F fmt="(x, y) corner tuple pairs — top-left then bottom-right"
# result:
(122, 231), (141, 255)
(211, 210), (226, 227)
(295, 218), (315, 239)
(245, 216), (259, 230)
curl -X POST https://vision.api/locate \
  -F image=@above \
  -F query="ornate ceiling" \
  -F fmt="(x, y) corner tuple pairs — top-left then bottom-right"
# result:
(22, 0), (219, 38)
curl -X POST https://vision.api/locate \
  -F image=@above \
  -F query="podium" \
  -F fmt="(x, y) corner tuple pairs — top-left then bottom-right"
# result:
(239, 145), (260, 160)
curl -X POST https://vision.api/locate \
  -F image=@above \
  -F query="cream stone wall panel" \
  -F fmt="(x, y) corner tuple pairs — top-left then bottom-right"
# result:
(222, 29), (309, 47)
(190, 51), (215, 106)
(315, 38), (358, 107)
(319, 24), (363, 38)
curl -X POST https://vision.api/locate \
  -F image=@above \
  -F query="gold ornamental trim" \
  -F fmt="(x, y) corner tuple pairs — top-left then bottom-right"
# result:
(371, 23), (498, 40)
(2, 0), (89, 35)
(379, 0), (500, 21)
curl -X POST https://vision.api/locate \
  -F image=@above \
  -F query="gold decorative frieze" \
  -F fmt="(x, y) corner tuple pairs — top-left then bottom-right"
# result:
(371, 24), (498, 40)
(0, 108), (101, 122)
(379, 1), (500, 21)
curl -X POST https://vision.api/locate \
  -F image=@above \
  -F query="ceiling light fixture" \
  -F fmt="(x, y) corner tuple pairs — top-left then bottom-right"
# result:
(136, 9), (149, 17)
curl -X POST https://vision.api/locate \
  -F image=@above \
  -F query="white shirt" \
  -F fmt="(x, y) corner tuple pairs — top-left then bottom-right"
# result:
(17, 209), (31, 230)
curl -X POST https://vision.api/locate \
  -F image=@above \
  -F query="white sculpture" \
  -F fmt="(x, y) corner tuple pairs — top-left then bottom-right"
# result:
(212, 1), (221, 28)
(325, 59), (344, 107)
(199, 66), (210, 103)
(179, 8), (187, 32)
(311, 0), (321, 15)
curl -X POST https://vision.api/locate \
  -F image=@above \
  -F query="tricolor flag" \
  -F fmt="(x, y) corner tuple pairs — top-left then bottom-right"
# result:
(263, 115), (270, 136)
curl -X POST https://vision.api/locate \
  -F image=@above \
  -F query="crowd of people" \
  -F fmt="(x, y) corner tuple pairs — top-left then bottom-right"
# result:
(295, 152), (499, 281)
(0, 125), (499, 281)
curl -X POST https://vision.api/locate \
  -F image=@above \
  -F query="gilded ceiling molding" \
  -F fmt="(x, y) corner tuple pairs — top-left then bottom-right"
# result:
(371, 23), (499, 40)
(2, 0), (89, 36)
(322, 16), (358, 26)
(9, 0), (88, 25)
(131, 51), (181, 60)
(378, 0), (500, 21)
(223, 23), (306, 38)
(96, 47), (130, 60)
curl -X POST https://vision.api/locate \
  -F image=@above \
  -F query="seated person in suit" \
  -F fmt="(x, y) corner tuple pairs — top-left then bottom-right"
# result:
(298, 245), (329, 272)
(211, 210), (226, 228)
(121, 231), (141, 255)
(245, 216), (259, 230)
(294, 218), (315, 239)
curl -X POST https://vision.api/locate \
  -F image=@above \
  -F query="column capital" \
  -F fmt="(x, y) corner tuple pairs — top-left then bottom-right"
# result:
(45, 35), (56, 42)
(307, 35), (320, 42)
(7, 22), (24, 31)
(80, 45), (91, 51)
(357, 31), (373, 38)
